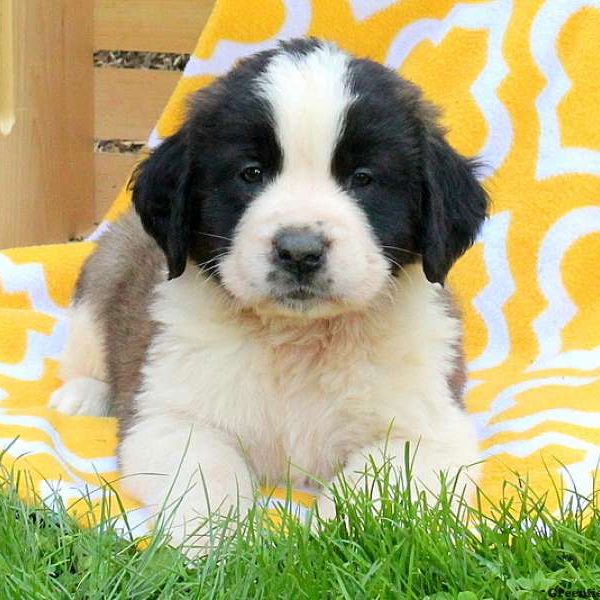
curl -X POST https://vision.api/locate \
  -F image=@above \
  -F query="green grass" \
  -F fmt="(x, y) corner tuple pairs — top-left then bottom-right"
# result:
(1, 459), (599, 599)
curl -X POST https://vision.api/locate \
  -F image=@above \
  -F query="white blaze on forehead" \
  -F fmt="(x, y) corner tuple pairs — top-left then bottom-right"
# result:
(257, 44), (354, 173)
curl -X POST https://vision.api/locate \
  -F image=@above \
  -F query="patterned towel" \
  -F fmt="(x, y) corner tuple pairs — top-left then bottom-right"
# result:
(1, 0), (599, 531)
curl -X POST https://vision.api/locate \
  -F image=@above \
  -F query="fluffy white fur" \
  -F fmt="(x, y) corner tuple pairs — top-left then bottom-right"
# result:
(257, 43), (352, 173)
(54, 264), (479, 547)
(49, 303), (109, 416)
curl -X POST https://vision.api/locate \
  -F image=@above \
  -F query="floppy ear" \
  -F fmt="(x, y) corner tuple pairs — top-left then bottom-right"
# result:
(420, 129), (489, 284)
(130, 129), (192, 280)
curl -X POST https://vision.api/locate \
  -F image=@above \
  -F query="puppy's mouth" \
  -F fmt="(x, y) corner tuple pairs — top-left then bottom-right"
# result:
(275, 285), (321, 300)
(271, 284), (332, 309)
(282, 287), (319, 301)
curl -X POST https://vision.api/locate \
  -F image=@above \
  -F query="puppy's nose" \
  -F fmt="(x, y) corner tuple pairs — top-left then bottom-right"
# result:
(273, 228), (326, 275)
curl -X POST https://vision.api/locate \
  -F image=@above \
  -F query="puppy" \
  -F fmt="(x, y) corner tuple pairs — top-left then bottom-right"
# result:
(51, 38), (488, 549)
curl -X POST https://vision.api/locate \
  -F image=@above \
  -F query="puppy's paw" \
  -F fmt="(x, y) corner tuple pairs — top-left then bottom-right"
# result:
(49, 378), (110, 416)
(310, 493), (337, 533)
(161, 495), (255, 559)
(315, 494), (337, 521)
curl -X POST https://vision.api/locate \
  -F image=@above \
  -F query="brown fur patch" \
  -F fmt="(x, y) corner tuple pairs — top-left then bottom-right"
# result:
(75, 211), (165, 432)
(438, 287), (467, 406)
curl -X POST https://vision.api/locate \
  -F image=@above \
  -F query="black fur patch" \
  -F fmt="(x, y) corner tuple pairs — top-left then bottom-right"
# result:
(335, 56), (489, 284)
(333, 58), (424, 274)
(131, 49), (284, 279)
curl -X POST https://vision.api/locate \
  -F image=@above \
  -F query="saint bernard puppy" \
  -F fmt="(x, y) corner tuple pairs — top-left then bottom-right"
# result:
(51, 38), (488, 552)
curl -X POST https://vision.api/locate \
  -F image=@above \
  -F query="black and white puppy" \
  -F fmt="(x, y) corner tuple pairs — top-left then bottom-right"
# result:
(51, 38), (488, 548)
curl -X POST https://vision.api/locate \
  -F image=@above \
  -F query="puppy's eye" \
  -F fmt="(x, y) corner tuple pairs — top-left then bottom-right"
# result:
(241, 165), (264, 184)
(351, 170), (373, 188)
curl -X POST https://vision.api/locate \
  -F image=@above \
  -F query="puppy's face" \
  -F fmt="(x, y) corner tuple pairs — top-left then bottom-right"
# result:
(133, 39), (488, 317)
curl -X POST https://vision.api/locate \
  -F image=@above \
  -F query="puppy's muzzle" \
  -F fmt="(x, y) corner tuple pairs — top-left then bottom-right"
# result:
(273, 227), (327, 279)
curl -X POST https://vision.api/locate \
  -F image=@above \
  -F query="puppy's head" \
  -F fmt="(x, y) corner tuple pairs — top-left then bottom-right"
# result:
(132, 38), (488, 317)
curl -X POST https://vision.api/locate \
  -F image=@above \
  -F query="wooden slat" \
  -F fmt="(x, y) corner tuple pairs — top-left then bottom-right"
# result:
(95, 68), (179, 140)
(94, 152), (142, 220)
(94, 0), (214, 53)
(0, 0), (94, 247)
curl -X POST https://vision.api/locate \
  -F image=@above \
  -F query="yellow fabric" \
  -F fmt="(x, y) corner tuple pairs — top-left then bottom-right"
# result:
(1, 0), (600, 527)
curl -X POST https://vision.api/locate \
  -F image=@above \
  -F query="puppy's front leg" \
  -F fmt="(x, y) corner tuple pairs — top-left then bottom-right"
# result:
(316, 433), (480, 521)
(119, 414), (254, 552)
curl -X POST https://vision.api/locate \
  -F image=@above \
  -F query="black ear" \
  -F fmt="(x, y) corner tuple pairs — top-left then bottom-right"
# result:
(420, 130), (489, 284)
(130, 129), (191, 280)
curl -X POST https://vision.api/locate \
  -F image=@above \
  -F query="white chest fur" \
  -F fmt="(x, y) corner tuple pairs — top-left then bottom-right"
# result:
(135, 264), (462, 486)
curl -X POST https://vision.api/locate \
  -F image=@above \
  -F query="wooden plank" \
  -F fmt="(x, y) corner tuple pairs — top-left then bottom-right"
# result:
(94, 0), (214, 53)
(0, 0), (15, 135)
(0, 0), (94, 247)
(94, 152), (142, 220)
(95, 68), (179, 140)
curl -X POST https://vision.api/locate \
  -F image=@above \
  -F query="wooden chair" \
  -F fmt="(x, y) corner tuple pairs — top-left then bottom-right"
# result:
(0, 0), (214, 248)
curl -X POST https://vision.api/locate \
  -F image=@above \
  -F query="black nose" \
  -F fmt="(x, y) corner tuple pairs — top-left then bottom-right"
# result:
(273, 228), (326, 276)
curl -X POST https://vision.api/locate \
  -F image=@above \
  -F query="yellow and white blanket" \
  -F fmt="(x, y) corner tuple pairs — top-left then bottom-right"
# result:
(1, 0), (600, 529)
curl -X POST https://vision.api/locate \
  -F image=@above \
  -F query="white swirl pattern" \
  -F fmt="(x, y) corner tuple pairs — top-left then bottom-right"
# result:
(385, 0), (513, 178)
(529, 207), (600, 372)
(531, 0), (600, 179)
